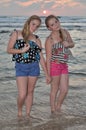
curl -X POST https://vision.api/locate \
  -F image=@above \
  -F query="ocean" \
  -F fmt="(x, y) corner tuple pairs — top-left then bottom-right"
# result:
(0, 16), (86, 130)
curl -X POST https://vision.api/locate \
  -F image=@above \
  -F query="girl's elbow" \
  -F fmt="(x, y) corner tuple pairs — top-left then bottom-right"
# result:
(7, 48), (11, 54)
(70, 42), (75, 48)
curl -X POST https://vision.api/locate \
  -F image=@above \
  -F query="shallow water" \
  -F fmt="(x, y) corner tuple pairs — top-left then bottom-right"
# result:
(0, 78), (86, 130)
(0, 16), (86, 129)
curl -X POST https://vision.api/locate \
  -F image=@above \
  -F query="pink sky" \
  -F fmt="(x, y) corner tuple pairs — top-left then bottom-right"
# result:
(0, 0), (86, 16)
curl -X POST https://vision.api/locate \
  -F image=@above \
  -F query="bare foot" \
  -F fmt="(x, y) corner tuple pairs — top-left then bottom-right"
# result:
(18, 112), (22, 118)
(51, 107), (56, 114)
(51, 110), (56, 114)
(17, 114), (23, 121)
(55, 103), (61, 111)
(26, 113), (30, 118)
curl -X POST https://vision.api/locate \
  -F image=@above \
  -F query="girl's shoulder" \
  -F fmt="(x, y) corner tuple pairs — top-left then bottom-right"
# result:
(61, 28), (69, 35)
(45, 35), (53, 47)
(13, 29), (23, 39)
(46, 34), (52, 41)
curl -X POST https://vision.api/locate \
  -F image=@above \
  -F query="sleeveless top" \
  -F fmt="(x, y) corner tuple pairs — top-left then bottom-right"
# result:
(12, 35), (42, 63)
(51, 42), (71, 63)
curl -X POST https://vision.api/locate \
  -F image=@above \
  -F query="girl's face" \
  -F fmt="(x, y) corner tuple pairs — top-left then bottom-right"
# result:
(47, 18), (60, 31)
(30, 19), (40, 33)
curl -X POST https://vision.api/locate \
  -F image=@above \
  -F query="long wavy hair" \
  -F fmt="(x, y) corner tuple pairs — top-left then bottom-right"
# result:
(22, 15), (41, 43)
(45, 15), (67, 41)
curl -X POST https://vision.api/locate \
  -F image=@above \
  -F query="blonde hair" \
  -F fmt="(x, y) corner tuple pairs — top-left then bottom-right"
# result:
(22, 15), (41, 43)
(45, 15), (67, 41)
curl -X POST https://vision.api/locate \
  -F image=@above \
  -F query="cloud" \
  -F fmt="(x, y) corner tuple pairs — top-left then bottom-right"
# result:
(0, 0), (11, 3)
(0, 0), (86, 16)
(0, 0), (11, 5)
(73, 0), (86, 3)
(15, 0), (41, 7)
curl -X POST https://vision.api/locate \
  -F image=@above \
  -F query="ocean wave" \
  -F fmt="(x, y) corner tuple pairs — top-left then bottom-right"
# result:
(69, 72), (86, 76)
(0, 76), (15, 81)
(0, 25), (22, 28)
(0, 30), (10, 33)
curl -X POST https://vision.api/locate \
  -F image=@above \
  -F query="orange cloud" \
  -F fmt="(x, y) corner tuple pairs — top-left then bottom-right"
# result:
(51, 0), (81, 9)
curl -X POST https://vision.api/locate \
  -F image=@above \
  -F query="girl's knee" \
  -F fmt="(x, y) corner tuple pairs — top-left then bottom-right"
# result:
(61, 88), (68, 94)
(19, 94), (26, 100)
(28, 89), (34, 95)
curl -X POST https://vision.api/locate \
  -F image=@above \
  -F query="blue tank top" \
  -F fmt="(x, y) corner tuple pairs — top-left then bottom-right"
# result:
(12, 37), (41, 63)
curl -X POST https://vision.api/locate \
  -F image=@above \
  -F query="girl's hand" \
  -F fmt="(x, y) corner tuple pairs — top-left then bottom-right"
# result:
(22, 44), (30, 53)
(46, 75), (52, 85)
(62, 40), (69, 48)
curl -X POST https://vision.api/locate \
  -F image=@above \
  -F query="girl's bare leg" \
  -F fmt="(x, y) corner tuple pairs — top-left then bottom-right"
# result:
(56, 74), (69, 111)
(25, 76), (38, 116)
(50, 76), (60, 113)
(16, 77), (28, 117)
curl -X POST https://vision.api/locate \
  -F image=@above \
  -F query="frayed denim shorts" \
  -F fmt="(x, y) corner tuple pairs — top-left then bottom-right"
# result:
(15, 62), (40, 77)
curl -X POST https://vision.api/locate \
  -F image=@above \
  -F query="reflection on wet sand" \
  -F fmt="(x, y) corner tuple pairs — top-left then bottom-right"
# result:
(0, 114), (86, 130)
(0, 78), (86, 130)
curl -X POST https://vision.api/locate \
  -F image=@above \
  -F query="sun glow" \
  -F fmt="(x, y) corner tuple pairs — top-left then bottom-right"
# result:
(43, 10), (47, 14)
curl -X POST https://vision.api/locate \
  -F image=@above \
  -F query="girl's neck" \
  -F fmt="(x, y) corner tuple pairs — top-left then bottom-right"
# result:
(51, 31), (60, 37)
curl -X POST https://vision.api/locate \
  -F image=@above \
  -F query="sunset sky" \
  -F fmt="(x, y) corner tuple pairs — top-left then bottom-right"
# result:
(0, 0), (86, 16)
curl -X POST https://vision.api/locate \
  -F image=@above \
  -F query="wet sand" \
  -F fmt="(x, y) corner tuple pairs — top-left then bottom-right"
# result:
(0, 76), (86, 130)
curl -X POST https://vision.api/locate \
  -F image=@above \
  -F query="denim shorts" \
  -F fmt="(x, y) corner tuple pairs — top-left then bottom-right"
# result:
(15, 62), (40, 77)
